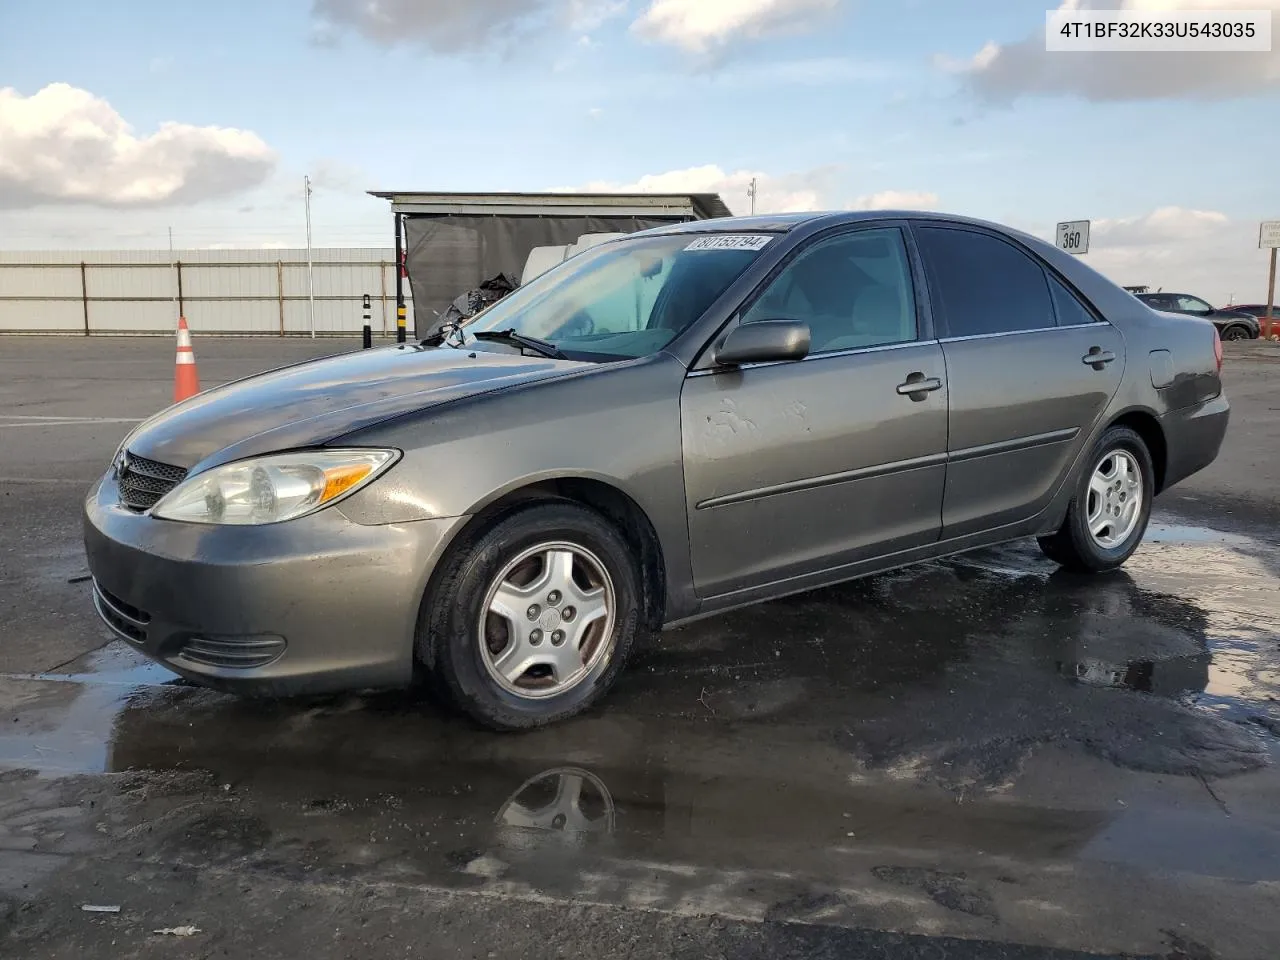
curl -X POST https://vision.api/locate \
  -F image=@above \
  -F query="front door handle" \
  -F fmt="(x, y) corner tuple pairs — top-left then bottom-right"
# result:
(896, 372), (943, 401)
(1082, 347), (1116, 370)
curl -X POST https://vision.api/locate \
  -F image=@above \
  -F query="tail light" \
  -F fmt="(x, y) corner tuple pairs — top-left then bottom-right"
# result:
(1213, 326), (1223, 373)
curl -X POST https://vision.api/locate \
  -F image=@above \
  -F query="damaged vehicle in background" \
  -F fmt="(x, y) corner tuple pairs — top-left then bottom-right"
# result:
(86, 212), (1229, 730)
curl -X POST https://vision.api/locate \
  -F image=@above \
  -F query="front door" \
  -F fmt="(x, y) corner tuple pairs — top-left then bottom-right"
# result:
(680, 225), (948, 599)
(912, 224), (1126, 538)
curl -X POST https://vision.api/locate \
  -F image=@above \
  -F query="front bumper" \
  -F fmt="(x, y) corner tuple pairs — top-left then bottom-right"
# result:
(83, 471), (467, 696)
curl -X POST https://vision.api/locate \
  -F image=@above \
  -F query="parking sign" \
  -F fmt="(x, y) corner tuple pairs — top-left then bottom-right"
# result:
(1056, 221), (1091, 255)
(1260, 221), (1280, 249)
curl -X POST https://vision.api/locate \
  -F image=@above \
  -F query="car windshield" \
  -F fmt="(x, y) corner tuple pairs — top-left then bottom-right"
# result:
(463, 232), (775, 360)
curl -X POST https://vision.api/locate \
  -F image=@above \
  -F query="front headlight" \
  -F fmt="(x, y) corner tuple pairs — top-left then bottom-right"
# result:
(151, 449), (399, 525)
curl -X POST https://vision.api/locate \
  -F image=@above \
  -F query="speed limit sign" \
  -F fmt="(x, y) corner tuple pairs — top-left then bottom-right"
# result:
(1056, 220), (1090, 255)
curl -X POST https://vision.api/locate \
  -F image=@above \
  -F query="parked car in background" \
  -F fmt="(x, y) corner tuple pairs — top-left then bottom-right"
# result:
(1135, 292), (1259, 340)
(1220, 303), (1277, 334)
(86, 212), (1230, 730)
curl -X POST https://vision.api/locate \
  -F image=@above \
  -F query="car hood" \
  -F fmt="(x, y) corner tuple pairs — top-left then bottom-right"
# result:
(122, 344), (583, 471)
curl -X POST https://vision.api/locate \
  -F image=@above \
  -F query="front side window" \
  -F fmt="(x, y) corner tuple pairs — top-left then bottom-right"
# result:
(916, 226), (1055, 337)
(1175, 295), (1212, 313)
(741, 228), (918, 353)
(465, 233), (774, 360)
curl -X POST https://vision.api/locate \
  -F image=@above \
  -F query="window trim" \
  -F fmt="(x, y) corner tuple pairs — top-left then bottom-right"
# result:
(937, 321), (1106, 344)
(688, 220), (930, 372)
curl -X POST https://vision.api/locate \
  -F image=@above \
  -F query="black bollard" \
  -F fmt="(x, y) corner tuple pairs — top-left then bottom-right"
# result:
(362, 293), (372, 349)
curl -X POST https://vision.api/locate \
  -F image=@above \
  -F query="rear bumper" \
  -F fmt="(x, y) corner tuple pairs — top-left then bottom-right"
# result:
(1159, 393), (1230, 492)
(83, 471), (467, 696)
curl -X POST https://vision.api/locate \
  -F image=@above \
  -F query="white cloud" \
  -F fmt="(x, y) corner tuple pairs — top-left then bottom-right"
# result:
(631, 0), (841, 53)
(953, 0), (1280, 101)
(308, 158), (366, 193)
(312, 0), (623, 50)
(567, 163), (836, 214)
(0, 83), (275, 209)
(851, 190), (939, 210)
(1052, 207), (1272, 304)
(563, 167), (939, 216)
(567, 0), (626, 33)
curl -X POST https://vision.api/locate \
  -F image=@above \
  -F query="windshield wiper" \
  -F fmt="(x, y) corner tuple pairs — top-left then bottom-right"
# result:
(471, 329), (569, 360)
(419, 319), (468, 349)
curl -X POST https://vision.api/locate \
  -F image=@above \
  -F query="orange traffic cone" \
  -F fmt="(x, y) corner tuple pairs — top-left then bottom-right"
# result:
(173, 316), (200, 402)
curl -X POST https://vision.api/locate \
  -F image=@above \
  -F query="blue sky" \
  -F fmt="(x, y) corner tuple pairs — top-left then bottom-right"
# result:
(1, 0), (1277, 302)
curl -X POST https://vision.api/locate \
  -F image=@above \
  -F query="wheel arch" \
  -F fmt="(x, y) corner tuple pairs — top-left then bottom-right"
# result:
(1106, 408), (1168, 493)
(430, 474), (668, 634)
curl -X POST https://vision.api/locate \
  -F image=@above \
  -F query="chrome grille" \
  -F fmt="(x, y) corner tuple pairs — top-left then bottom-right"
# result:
(117, 452), (187, 511)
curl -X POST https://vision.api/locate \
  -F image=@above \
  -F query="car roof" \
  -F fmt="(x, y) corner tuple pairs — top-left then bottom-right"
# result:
(633, 209), (1048, 239)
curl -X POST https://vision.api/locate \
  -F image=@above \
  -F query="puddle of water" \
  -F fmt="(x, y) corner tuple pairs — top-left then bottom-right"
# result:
(1143, 522), (1257, 547)
(0, 645), (183, 775)
(2, 517), (1277, 807)
(1056, 652), (1213, 697)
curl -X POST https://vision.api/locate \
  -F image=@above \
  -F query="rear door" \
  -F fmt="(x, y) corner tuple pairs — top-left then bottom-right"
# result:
(912, 224), (1125, 539)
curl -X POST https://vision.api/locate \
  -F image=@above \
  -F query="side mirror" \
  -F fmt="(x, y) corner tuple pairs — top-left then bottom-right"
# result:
(714, 320), (811, 367)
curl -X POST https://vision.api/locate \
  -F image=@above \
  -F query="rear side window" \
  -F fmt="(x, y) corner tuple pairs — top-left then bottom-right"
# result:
(916, 226), (1055, 337)
(1048, 276), (1099, 326)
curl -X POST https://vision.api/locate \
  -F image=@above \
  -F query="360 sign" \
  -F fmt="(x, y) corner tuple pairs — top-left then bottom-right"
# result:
(1056, 220), (1091, 255)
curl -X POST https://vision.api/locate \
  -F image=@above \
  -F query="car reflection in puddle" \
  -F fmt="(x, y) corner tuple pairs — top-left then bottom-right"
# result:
(497, 767), (616, 836)
(1059, 654), (1212, 696)
(3, 518), (1280, 920)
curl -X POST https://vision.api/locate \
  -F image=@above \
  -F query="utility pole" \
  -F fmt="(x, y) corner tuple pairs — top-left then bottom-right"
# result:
(304, 175), (315, 339)
(747, 177), (758, 215)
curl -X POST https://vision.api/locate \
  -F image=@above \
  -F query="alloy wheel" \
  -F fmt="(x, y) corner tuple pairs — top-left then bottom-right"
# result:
(478, 541), (616, 699)
(1086, 449), (1144, 549)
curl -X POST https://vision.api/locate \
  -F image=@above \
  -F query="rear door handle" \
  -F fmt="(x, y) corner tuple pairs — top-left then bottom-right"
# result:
(1082, 347), (1116, 369)
(896, 373), (943, 401)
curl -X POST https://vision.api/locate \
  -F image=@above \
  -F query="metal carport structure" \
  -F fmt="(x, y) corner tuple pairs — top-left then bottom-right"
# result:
(368, 191), (733, 340)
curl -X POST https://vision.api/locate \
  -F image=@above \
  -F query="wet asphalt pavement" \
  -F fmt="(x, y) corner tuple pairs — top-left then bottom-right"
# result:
(2, 338), (1280, 959)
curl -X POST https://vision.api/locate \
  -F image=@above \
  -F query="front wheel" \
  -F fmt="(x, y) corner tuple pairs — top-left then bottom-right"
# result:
(1037, 426), (1154, 573)
(418, 502), (646, 731)
(1221, 324), (1252, 341)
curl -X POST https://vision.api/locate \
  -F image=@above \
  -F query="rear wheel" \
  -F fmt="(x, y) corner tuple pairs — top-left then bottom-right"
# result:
(418, 502), (645, 731)
(1221, 324), (1252, 341)
(1037, 426), (1154, 573)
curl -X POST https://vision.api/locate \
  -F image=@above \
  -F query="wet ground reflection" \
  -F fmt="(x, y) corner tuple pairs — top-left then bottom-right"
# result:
(2, 517), (1279, 895)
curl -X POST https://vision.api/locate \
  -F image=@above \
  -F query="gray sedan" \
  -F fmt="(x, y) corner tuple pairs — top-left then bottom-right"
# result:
(85, 212), (1229, 729)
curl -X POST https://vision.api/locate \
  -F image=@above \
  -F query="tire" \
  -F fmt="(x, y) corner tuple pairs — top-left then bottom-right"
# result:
(1220, 324), (1252, 341)
(417, 501), (646, 731)
(1037, 425), (1154, 573)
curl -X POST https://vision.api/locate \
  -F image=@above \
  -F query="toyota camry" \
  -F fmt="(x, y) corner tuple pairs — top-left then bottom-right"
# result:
(85, 211), (1229, 730)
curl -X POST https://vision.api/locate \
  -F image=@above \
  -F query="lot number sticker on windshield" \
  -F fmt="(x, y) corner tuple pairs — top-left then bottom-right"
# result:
(684, 235), (773, 252)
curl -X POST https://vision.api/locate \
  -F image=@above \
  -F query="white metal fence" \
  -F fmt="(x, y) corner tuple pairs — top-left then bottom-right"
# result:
(0, 249), (413, 335)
